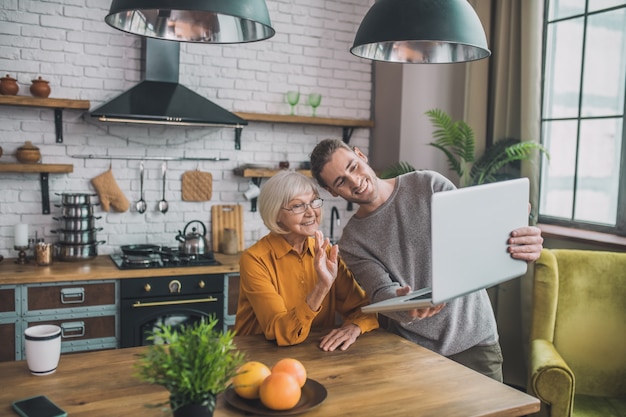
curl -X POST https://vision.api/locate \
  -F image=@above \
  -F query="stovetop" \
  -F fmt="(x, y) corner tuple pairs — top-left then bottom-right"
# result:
(110, 248), (220, 270)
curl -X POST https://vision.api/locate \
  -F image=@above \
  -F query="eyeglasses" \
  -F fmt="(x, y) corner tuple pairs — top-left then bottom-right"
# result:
(282, 198), (324, 214)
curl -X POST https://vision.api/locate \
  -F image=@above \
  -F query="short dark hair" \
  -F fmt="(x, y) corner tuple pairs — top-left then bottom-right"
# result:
(309, 138), (353, 188)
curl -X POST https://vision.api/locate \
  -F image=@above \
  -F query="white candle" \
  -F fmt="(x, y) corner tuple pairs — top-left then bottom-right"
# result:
(15, 224), (28, 247)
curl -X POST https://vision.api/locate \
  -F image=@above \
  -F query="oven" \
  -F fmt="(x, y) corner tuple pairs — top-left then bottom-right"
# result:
(111, 245), (226, 348)
(119, 274), (224, 348)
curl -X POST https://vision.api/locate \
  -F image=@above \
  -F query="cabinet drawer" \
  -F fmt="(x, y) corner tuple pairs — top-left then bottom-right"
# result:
(27, 282), (115, 311)
(26, 315), (116, 341)
(0, 288), (16, 313)
(0, 322), (16, 362)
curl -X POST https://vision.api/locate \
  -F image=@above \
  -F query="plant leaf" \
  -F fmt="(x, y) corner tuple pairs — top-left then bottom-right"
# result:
(379, 161), (416, 179)
(426, 108), (475, 180)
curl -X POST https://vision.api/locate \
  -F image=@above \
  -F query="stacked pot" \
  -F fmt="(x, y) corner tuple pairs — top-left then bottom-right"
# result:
(52, 193), (104, 261)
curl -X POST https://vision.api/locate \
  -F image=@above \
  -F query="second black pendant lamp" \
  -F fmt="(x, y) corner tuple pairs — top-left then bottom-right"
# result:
(105, 0), (275, 43)
(351, 0), (490, 64)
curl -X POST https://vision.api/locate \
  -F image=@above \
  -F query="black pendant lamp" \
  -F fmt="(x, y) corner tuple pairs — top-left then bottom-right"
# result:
(105, 0), (275, 43)
(351, 0), (490, 64)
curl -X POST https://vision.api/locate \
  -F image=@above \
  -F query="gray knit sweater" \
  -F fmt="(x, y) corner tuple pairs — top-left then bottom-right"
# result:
(339, 170), (498, 356)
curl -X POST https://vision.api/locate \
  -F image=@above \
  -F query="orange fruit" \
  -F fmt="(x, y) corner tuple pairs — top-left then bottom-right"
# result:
(259, 371), (302, 410)
(272, 358), (307, 387)
(232, 361), (271, 399)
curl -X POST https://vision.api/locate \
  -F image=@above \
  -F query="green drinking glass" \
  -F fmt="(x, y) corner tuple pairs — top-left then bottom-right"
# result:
(286, 91), (300, 115)
(308, 93), (322, 117)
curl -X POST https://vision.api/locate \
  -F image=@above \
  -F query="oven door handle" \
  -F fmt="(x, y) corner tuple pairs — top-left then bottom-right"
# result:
(132, 296), (218, 308)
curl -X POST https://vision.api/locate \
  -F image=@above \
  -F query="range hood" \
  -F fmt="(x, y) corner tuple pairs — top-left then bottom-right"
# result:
(90, 38), (247, 147)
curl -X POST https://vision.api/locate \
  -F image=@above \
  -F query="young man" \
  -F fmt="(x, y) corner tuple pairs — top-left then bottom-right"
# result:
(309, 139), (544, 381)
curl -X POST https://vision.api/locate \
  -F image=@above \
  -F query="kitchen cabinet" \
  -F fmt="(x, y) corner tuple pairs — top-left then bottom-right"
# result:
(3, 280), (119, 360)
(0, 286), (19, 361)
(0, 255), (242, 360)
(0, 163), (73, 214)
(224, 273), (240, 331)
(234, 112), (374, 149)
(0, 95), (90, 143)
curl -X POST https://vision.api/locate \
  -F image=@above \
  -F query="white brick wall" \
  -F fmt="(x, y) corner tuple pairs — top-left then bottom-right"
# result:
(0, 0), (372, 258)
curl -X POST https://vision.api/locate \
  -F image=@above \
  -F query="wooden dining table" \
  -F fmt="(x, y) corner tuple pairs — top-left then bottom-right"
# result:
(0, 329), (539, 417)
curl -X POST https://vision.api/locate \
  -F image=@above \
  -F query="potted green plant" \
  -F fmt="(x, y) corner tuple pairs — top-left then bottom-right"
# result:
(425, 108), (549, 187)
(134, 316), (245, 417)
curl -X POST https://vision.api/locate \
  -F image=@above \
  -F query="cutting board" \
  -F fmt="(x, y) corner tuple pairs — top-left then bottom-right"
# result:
(211, 204), (244, 253)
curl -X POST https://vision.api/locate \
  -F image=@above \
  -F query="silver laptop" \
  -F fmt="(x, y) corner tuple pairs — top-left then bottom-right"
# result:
(361, 178), (530, 314)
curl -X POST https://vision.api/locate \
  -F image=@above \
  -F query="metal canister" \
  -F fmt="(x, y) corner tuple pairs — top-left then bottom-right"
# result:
(35, 242), (53, 266)
(221, 228), (239, 255)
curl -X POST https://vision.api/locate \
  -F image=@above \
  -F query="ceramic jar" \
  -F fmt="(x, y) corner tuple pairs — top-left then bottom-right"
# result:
(0, 74), (19, 95)
(16, 141), (42, 164)
(30, 76), (51, 98)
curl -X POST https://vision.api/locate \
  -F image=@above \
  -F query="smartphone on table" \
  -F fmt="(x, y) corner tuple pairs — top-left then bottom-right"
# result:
(12, 395), (67, 417)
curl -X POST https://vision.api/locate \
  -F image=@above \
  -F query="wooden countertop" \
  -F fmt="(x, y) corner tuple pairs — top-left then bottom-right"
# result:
(0, 329), (540, 417)
(0, 254), (241, 285)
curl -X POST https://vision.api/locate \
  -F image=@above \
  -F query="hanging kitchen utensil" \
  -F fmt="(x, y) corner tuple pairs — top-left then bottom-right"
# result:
(158, 161), (168, 213)
(181, 169), (213, 201)
(91, 166), (130, 212)
(135, 161), (147, 214)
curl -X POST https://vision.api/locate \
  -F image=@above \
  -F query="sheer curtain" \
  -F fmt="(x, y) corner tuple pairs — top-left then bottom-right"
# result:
(465, 0), (544, 388)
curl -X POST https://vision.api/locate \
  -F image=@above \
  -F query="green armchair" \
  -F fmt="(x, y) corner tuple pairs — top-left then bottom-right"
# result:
(528, 249), (626, 417)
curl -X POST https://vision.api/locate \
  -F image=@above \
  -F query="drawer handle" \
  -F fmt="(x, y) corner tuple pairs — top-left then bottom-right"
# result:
(60, 287), (85, 304)
(61, 321), (85, 338)
(132, 297), (218, 308)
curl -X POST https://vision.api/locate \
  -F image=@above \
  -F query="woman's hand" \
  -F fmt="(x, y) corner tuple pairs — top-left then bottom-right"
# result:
(306, 231), (339, 312)
(319, 323), (362, 351)
(313, 230), (338, 288)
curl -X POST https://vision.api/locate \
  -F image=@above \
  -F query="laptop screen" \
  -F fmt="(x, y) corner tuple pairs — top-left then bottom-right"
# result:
(431, 178), (529, 304)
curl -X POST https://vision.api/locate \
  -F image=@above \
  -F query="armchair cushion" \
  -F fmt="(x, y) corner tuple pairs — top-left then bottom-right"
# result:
(572, 395), (626, 417)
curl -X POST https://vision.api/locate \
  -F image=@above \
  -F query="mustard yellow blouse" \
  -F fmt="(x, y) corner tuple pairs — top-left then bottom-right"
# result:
(234, 232), (378, 345)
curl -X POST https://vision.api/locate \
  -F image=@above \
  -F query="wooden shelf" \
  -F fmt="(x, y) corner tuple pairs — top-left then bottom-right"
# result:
(0, 163), (73, 173)
(234, 167), (311, 178)
(0, 95), (90, 110)
(0, 95), (90, 143)
(0, 163), (73, 214)
(234, 112), (374, 143)
(234, 112), (373, 128)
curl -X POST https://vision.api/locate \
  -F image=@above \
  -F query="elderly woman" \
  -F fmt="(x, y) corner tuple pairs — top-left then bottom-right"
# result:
(234, 171), (378, 351)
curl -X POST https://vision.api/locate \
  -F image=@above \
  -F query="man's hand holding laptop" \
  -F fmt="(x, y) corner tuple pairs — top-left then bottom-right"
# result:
(395, 285), (446, 319)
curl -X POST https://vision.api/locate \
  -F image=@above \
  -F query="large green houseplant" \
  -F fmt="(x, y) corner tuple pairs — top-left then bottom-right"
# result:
(135, 316), (245, 417)
(425, 108), (548, 187)
(380, 109), (548, 186)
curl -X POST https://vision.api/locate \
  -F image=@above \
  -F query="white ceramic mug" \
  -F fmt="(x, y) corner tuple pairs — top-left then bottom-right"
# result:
(24, 324), (62, 376)
(243, 182), (261, 200)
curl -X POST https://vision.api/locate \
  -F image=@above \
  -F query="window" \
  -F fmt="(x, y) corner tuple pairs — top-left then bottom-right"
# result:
(539, 0), (626, 236)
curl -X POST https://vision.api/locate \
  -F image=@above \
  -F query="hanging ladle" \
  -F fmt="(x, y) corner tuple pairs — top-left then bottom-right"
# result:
(158, 161), (168, 213)
(135, 160), (147, 214)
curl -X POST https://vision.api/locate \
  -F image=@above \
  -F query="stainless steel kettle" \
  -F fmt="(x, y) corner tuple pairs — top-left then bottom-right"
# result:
(175, 220), (210, 255)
